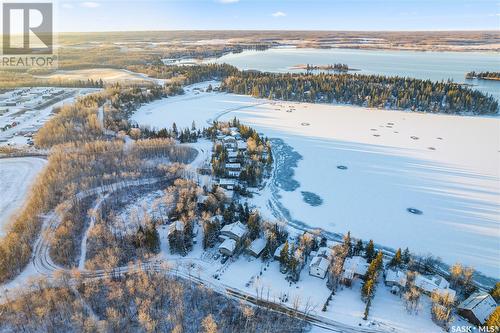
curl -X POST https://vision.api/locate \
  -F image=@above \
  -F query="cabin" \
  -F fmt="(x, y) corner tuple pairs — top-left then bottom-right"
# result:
(246, 237), (267, 257)
(384, 269), (407, 287)
(219, 178), (236, 190)
(219, 238), (237, 256)
(237, 140), (247, 151)
(225, 163), (241, 178)
(309, 256), (330, 279)
(220, 221), (248, 243)
(227, 151), (239, 163)
(341, 256), (368, 285)
(168, 220), (184, 237)
(457, 292), (497, 326)
(414, 274), (456, 300)
(222, 136), (237, 150)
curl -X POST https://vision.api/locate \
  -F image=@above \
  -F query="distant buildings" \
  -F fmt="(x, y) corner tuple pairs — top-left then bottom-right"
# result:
(457, 292), (497, 325)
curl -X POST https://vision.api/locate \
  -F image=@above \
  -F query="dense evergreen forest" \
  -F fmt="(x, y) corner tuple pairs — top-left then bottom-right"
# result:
(220, 71), (498, 115)
(132, 63), (498, 114)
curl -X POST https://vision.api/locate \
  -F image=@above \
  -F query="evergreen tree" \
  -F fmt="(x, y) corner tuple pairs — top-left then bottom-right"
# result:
(353, 240), (364, 256)
(388, 248), (402, 268)
(365, 240), (375, 263)
(402, 247), (411, 265)
(280, 241), (289, 269)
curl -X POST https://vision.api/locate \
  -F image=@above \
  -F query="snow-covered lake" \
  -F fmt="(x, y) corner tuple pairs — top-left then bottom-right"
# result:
(132, 83), (500, 278)
(0, 157), (46, 237)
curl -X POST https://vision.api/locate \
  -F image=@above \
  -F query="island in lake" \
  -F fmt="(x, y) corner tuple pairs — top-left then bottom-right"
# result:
(465, 71), (500, 81)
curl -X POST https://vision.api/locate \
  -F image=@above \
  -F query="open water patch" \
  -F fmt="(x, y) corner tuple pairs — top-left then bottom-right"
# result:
(301, 191), (323, 207)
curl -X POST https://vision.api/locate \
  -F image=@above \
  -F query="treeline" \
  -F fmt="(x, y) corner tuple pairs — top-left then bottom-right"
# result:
(128, 63), (239, 84)
(220, 71), (498, 115)
(466, 71), (500, 81)
(0, 268), (308, 333)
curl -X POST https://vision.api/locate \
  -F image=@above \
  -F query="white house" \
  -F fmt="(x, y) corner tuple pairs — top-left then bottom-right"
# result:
(342, 256), (369, 284)
(220, 221), (248, 242)
(237, 140), (247, 151)
(309, 256), (330, 279)
(246, 237), (267, 257)
(219, 178), (236, 190)
(414, 274), (456, 300)
(225, 163), (241, 178)
(227, 151), (239, 162)
(316, 247), (333, 260)
(457, 292), (497, 326)
(219, 238), (237, 256)
(384, 269), (407, 287)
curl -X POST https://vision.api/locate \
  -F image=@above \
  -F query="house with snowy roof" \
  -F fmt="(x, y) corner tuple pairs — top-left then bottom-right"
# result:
(246, 237), (268, 257)
(168, 220), (184, 236)
(384, 269), (407, 287)
(309, 256), (330, 279)
(219, 178), (236, 190)
(237, 140), (247, 151)
(414, 274), (456, 300)
(219, 238), (237, 256)
(457, 292), (497, 325)
(342, 256), (368, 285)
(225, 163), (241, 178)
(220, 221), (248, 243)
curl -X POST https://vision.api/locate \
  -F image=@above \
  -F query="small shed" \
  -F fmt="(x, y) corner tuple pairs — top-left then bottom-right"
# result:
(274, 243), (285, 260)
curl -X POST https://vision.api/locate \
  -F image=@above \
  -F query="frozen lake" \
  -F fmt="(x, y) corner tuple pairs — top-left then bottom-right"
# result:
(132, 84), (500, 278)
(212, 47), (500, 102)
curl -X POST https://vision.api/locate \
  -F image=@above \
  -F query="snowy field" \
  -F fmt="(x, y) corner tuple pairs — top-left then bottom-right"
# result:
(131, 82), (500, 278)
(35, 68), (164, 85)
(0, 157), (46, 237)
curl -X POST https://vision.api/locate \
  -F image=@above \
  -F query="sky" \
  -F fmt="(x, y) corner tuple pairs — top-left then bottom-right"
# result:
(55, 0), (499, 32)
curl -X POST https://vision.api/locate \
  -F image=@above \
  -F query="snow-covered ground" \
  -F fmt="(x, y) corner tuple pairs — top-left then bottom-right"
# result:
(131, 82), (500, 278)
(0, 157), (46, 237)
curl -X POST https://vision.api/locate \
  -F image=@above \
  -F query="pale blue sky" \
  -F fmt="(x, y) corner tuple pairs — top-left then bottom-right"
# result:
(56, 0), (499, 32)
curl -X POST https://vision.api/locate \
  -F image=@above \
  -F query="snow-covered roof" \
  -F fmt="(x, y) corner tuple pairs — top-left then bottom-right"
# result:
(225, 163), (241, 169)
(385, 269), (407, 286)
(237, 140), (247, 150)
(414, 274), (455, 299)
(458, 292), (497, 323)
(221, 221), (248, 239)
(247, 237), (267, 256)
(197, 195), (208, 204)
(274, 243), (285, 258)
(316, 247), (333, 259)
(227, 151), (238, 158)
(210, 215), (223, 224)
(168, 220), (184, 234)
(219, 238), (236, 253)
(310, 256), (330, 272)
(219, 178), (236, 186)
(342, 256), (368, 279)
